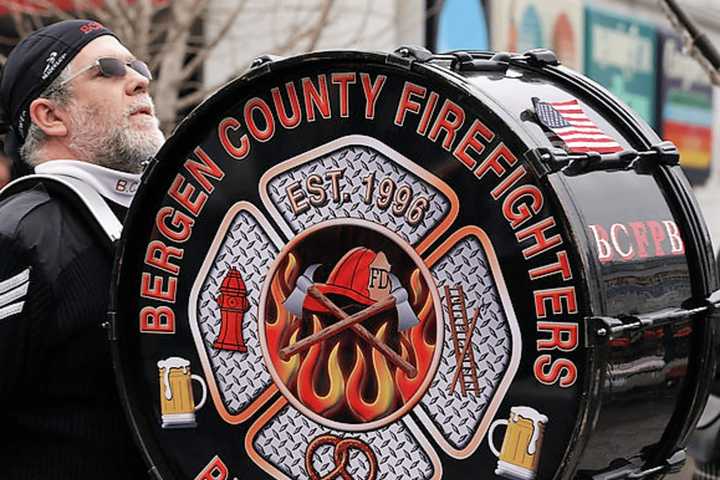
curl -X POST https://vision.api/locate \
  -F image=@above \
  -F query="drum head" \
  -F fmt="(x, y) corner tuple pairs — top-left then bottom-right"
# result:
(113, 51), (589, 479)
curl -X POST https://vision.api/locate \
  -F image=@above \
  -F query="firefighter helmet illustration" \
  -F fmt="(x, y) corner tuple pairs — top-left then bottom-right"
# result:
(284, 247), (419, 330)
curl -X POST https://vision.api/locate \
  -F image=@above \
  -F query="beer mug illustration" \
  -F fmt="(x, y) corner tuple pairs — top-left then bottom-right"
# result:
(157, 357), (207, 429)
(488, 406), (549, 480)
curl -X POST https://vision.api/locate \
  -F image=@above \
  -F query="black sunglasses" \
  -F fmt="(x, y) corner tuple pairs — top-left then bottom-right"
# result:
(59, 57), (152, 87)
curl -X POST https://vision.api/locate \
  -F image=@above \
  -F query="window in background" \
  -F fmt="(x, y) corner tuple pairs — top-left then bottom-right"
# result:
(428, 0), (489, 52)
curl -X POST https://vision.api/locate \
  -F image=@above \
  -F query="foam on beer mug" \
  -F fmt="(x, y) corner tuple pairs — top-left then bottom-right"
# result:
(157, 357), (191, 401)
(511, 407), (549, 455)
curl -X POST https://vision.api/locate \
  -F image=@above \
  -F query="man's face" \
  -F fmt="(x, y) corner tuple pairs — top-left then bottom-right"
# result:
(63, 36), (165, 173)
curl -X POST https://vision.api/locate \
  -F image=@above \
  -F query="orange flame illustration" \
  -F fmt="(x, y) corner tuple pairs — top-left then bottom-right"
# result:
(297, 316), (345, 415)
(266, 254), (300, 383)
(347, 323), (396, 422)
(395, 269), (436, 403)
(265, 259), (437, 424)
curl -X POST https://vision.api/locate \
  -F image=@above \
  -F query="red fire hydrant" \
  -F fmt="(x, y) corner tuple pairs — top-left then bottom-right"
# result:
(214, 267), (250, 352)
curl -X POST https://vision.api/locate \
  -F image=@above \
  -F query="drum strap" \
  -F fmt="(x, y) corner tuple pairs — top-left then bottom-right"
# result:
(0, 173), (122, 253)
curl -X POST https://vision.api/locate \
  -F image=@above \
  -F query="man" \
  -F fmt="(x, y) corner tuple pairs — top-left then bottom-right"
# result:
(0, 20), (164, 478)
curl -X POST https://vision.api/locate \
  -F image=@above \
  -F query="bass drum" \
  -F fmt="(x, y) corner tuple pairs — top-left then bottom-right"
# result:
(111, 48), (719, 480)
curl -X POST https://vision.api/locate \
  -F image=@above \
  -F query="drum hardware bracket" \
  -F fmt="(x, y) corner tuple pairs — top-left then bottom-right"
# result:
(522, 48), (561, 67)
(591, 303), (713, 340)
(246, 54), (284, 80)
(449, 51), (511, 72)
(387, 45), (434, 69)
(103, 311), (118, 342)
(584, 449), (686, 479)
(525, 141), (679, 177)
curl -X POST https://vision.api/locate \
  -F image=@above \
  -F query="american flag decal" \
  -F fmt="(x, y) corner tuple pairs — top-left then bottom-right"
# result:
(533, 98), (624, 154)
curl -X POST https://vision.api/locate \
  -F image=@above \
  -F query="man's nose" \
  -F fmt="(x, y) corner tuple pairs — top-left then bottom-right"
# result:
(125, 66), (150, 95)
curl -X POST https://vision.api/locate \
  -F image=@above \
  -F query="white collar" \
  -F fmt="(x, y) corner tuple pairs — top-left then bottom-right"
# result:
(34, 160), (141, 208)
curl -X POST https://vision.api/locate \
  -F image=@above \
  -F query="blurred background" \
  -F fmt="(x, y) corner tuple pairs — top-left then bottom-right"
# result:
(0, 0), (718, 249)
(0, 1), (716, 478)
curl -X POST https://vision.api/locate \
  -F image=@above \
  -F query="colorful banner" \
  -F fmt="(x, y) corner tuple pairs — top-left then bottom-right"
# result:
(490, 0), (584, 71)
(584, 8), (658, 129)
(659, 32), (714, 186)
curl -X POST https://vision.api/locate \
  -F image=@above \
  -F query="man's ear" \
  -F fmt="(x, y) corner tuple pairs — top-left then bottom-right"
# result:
(28, 97), (68, 138)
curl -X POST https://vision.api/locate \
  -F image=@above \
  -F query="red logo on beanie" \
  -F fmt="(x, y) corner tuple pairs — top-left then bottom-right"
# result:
(80, 22), (104, 34)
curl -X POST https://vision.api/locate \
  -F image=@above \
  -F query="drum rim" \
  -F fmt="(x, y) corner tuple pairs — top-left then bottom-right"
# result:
(109, 49), (714, 480)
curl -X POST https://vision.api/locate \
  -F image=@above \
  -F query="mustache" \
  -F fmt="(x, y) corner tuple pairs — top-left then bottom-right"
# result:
(127, 97), (156, 116)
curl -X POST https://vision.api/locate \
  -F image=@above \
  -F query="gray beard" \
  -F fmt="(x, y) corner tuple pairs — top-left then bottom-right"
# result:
(68, 103), (165, 174)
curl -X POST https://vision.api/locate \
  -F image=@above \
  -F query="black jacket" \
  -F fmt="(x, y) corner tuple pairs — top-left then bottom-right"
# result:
(0, 183), (146, 479)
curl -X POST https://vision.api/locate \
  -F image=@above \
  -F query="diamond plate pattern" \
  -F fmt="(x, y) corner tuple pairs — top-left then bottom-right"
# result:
(265, 145), (450, 245)
(196, 211), (279, 413)
(254, 404), (436, 480)
(420, 236), (512, 449)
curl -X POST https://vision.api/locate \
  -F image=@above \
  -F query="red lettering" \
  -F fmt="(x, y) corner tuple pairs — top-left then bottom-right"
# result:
(428, 99), (465, 151)
(537, 322), (578, 352)
(244, 97), (275, 142)
(302, 75), (331, 121)
(156, 207), (194, 243)
(473, 142), (516, 180)
(417, 91), (439, 136)
(629, 221), (649, 258)
(272, 83), (301, 129)
(145, 240), (184, 275)
(534, 287), (577, 318)
(491, 165), (527, 200)
(360, 73), (386, 120)
(141, 273), (177, 303)
(534, 355), (577, 387)
(218, 117), (250, 160)
(194, 455), (229, 480)
(502, 184), (544, 229)
(528, 251), (572, 281)
(516, 217), (562, 259)
(647, 220), (666, 256)
(394, 82), (426, 126)
(452, 119), (495, 170)
(185, 147), (225, 193)
(331, 72), (356, 118)
(139, 306), (175, 334)
(169, 174), (207, 216)
(80, 22), (103, 34)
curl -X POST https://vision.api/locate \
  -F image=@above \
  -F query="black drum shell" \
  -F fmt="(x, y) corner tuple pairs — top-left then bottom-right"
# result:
(110, 50), (717, 480)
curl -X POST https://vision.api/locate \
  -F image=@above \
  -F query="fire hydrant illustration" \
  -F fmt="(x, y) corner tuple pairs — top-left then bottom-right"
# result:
(214, 267), (250, 352)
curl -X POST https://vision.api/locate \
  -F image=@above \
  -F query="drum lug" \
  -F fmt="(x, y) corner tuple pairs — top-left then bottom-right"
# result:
(449, 51), (511, 72)
(524, 147), (569, 176)
(388, 45), (434, 69)
(591, 305), (710, 339)
(650, 141), (680, 166)
(526, 142), (680, 177)
(525, 146), (641, 176)
(522, 48), (561, 67)
(246, 54), (284, 79)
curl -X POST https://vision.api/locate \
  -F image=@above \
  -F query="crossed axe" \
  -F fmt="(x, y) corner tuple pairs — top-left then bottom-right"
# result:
(280, 264), (420, 377)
